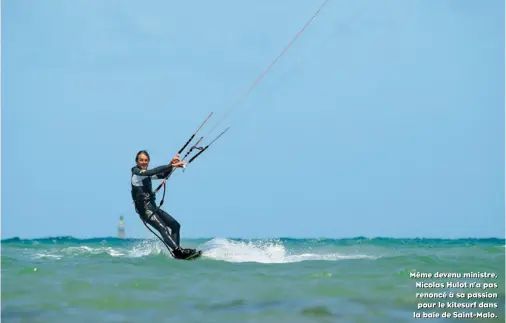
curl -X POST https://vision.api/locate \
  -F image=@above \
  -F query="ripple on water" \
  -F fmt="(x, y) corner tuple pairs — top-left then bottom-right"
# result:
(300, 305), (334, 317)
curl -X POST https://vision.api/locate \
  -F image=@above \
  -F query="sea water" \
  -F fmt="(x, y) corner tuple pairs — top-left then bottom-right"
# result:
(2, 237), (504, 323)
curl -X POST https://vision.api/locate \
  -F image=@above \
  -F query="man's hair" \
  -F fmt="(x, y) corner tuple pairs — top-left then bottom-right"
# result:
(135, 150), (150, 162)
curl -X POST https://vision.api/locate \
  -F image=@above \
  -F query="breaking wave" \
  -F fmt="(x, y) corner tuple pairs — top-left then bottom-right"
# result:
(27, 237), (379, 264)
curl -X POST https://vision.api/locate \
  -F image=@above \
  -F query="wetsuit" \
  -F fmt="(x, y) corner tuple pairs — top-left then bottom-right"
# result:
(130, 164), (181, 250)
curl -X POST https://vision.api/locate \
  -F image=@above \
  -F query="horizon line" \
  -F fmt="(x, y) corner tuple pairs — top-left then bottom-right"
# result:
(2, 235), (505, 241)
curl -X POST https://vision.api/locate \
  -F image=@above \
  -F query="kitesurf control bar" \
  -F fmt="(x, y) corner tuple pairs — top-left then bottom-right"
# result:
(181, 137), (204, 162)
(178, 112), (213, 155)
(188, 126), (230, 163)
(153, 112), (229, 195)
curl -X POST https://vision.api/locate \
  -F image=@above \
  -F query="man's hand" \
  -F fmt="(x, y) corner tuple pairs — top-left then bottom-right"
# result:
(170, 154), (180, 165)
(169, 154), (186, 168)
(172, 160), (187, 168)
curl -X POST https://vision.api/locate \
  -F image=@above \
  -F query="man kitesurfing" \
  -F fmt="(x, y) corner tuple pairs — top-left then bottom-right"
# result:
(130, 150), (198, 260)
(129, 112), (228, 261)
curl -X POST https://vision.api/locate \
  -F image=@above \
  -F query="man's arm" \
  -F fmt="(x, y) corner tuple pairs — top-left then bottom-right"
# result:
(151, 154), (185, 179)
(154, 167), (173, 179)
(132, 164), (173, 177)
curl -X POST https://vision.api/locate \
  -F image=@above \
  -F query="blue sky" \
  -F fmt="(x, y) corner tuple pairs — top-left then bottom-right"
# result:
(2, 0), (504, 239)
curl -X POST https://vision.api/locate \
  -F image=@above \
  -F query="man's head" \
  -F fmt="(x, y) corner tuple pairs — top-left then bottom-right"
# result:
(136, 150), (150, 170)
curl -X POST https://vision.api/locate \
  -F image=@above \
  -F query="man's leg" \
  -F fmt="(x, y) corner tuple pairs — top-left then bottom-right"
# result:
(155, 208), (197, 258)
(141, 204), (179, 251)
(155, 208), (181, 247)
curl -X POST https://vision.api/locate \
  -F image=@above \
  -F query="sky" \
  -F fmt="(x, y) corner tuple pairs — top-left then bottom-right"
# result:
(1, 0), (504, 240)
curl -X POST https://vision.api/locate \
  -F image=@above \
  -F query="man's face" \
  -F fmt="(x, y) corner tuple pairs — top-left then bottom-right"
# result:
(137, 153), (149, 170)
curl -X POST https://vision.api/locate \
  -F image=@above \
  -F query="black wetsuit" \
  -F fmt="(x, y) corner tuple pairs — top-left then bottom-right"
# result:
(130, 164), (181, 250)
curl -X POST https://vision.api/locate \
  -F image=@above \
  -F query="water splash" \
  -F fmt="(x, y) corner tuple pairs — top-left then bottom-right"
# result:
(31, 239), (170, 260)
(199, 238), (378, 263)
(126, 239), (167, 257)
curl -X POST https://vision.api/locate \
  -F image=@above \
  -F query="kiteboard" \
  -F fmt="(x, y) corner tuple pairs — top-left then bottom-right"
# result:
(179, 250), (203, 261)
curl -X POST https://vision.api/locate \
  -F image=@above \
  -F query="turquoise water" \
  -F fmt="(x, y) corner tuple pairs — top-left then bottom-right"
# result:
(2, 236), (504, 322)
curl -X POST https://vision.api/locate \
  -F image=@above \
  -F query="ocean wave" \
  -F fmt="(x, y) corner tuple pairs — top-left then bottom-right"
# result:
(30, 240), (168, 260)
(21, 237), (380, 264)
